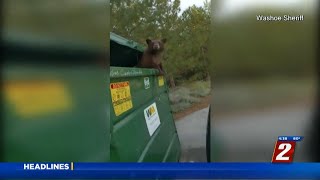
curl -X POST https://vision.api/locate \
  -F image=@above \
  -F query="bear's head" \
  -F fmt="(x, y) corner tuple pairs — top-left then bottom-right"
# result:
(146, 38), (166, 53)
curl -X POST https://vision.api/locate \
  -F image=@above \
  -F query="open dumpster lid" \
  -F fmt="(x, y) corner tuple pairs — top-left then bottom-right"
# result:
(110, 32), (145, 67)
(3, 32), (104, 65)
(110, 32), (144, 52)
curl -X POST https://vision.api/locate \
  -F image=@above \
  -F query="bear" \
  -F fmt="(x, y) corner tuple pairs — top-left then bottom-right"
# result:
(137, 38), (167, 75)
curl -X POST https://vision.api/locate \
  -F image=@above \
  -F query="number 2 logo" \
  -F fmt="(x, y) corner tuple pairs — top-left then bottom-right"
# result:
(272, 141), (296, 163)
(276, 143), (292, 160)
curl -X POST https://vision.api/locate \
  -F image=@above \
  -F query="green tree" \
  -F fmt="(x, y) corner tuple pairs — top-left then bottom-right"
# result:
(210, 10), (316, 81)
(164, 5), (210, 83)
(111, 0), (180, 43)
(111, 0), (211, 85)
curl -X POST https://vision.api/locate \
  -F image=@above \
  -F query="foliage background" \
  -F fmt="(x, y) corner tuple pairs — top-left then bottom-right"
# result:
(111, 0), (211, 85)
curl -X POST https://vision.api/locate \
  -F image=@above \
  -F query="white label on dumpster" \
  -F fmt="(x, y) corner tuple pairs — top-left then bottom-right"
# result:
(144, 102), (161, 136)
(144, 77), (150, 89)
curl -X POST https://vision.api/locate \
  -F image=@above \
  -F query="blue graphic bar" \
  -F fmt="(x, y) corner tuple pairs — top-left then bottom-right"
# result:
(0, 163), (320, 179)
(278, 136), (304, 141)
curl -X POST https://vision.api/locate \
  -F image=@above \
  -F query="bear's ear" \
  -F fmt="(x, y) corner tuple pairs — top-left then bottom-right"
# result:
(146, 39), (152, 45)
(161, 38), (167, 44)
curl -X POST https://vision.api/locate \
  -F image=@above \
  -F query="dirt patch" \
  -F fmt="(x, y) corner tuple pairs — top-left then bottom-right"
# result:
(173, 95), (211, 121)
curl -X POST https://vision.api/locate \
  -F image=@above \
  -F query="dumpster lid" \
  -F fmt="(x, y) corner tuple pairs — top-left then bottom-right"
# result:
(3, 32), (104, 65)
(110, 32), (145, 67)
(110, 32), (144, 52)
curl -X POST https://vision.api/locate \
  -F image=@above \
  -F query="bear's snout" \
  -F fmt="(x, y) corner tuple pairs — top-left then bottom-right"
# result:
(153, 43), (160, 50)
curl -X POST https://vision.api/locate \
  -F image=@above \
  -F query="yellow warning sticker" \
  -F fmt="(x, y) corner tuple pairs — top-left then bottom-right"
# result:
(4, 80), (72, 118)
(158, 76), (164, 87)
(110, 81), (133, 116)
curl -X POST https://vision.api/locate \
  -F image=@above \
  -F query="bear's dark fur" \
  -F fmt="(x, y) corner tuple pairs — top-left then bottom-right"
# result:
(137, 38), (167, 75)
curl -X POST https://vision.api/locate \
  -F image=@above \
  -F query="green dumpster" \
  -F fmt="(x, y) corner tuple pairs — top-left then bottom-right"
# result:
(2, 33), (109, 162)
(2, 32), (181, 162)
(110, 33), (181, 162)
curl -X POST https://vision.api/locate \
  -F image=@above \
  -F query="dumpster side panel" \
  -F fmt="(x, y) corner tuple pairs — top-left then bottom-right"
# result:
(110, 67), (181, 162)
(3, 67), (109, 162)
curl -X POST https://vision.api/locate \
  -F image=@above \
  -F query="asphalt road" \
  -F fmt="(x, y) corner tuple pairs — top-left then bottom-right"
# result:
(175, 105), (313, 162)
(176, 107), (209, 162)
